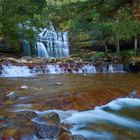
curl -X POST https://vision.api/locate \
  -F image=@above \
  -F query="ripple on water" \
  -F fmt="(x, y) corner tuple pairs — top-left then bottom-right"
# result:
(13, 104), (33, 109)
(61, 97), (140, 139)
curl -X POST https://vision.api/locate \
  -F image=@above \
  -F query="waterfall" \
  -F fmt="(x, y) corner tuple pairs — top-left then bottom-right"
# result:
(1, 65), (33, 77)
(0, 63), (126, 77)
(108, 64), (113, 73)
(36, 42), (49, 57)
(36, 26), (69, 58)
(23, 40), (31, 56)
(108, 64), (124, 73)
(45, 64), (64, 74)
(82, 65), (97, 73)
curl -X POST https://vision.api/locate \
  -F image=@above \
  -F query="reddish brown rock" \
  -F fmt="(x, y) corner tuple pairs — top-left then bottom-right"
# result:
(2, 127), (20, 140)
(40, 112), (60, 126)
(58, 126), (72, 140)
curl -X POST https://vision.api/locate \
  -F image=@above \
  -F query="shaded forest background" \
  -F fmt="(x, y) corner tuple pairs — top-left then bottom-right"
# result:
(0, 0), (140, 57)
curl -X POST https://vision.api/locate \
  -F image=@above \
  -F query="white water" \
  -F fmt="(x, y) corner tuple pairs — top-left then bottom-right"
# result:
(102, 97), (140, 111)
(44, 64), (64, 74)
(61, 97), (140, 139)
(36, 42), (49, 57)
(13, 96), (140, 139)
(36, 26), (69, 58)
(31, 64), (98, 74)
(0, 63), (127, 77)
(0, 65), (34, 77)
(82, 65), (97, 73)
(108, 64), (124, 73)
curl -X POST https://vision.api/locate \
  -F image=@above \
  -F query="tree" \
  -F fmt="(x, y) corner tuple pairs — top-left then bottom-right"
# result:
(93, 22), (111, 56)
(94, 0), (140, 54)
(0, 0), (46, 51)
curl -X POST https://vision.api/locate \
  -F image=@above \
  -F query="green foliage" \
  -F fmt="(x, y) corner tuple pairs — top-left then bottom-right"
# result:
(117, 50), (135, 57)
(43, 0), (139, 53)
(93, 52), (106, 59)
(1, 0), (140, 56)
(0, 0), (46, 51)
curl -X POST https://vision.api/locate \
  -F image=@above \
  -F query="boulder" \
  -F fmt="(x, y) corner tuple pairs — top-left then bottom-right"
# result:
(58, 126), (72, 140)
(61, 122), (73, 129)
(35, 124), (59, 139)
(2, 127), (20, 140)
(16, 110), (37, 120)
(39, 112), (60, 126)
(6, 91), (18, 100)
(6, 57), (18, 63)
(128, 91), (140, 98)
(20, 59), (28, 63)
(21, 56), (33, 61)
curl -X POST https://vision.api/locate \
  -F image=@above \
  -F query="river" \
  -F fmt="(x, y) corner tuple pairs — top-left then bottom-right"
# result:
(0, 73), (140, 139)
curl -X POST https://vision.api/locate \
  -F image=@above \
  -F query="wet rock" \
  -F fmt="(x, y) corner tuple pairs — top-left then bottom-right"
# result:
(35, 124), (59, 139)
(58, 126), (72, 140)
(19, 124), (37, 139)
(16, 110), (37, 120)
(127, 91), (140, 98)
(61, 122), (73, 129)
(55, 82), (63, 86)
(20, 85), (28, 90)
(6, 91), (18, 100)
(40, 112), (60, 126)
(59, 132), (72, 140)
(20, 59), (28, 63)
(6, 57), (18, 63)
(21, 56), (33, 61)
(19, 58), (33, 63)
(72, 134), (87, 140)
(2, 127), (20, 140)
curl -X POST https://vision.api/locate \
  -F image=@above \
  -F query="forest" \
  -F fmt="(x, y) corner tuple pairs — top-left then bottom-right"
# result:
(0, 0), (140, 57)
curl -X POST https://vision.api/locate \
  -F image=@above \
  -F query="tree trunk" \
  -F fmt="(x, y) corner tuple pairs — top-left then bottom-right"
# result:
(102, 41), (108, 57)
(134, 37), (138, 56)
(116, 40), (120, 54)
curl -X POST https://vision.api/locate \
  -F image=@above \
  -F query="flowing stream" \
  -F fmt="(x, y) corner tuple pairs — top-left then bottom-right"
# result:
(0, 63), (125, 78)
(0, 73), (140, 139)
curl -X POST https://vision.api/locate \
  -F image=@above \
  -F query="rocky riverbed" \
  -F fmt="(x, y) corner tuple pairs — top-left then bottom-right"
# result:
(0, 55), (140, 74)
(0, 55), (140, 139)
(0, 73), (140, 139)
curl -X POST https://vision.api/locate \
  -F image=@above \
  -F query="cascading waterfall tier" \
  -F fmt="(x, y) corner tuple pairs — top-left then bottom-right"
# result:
(0, 63), (125, 77)
(36, 26), (69, 58)
(36, 42), (49, 58)
(23, 40), (31, 56)
(0, 65), (33, 77)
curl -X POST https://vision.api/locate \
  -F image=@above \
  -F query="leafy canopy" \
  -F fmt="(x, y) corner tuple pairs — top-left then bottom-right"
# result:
(0, 0), (46, 48)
